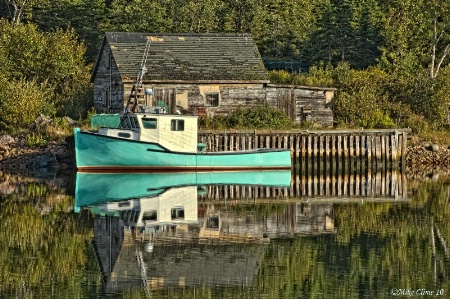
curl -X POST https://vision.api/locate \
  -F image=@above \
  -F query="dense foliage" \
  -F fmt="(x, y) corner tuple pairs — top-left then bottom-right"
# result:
(0, 19), (92, 130)
(199, 105), (299, 130)
(1, 0), (450, 133)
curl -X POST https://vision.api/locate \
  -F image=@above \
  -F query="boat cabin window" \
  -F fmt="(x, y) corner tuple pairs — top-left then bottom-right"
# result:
(120, 210), (139, 224)
(118, 132), (131, 138)
(171, 207), (185, 220)
(170, 119), (184, 131)
(122, 117), (130, 128)
(142, 210), (157, 221)
(120, 210), (130, 222)
(122, 116), (140, 129)
(130, 116), (139, 128)
(134, 210), (141, 223)
(118, 201), (131, 208)
(142, 117), (157, 129)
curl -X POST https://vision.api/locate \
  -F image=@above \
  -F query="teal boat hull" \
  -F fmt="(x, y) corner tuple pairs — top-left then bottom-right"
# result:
(74, 170), (292, 210)
(74, 128), (292, 171)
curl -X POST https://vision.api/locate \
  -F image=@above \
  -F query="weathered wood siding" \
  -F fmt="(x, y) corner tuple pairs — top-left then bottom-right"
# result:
(266, 84), (334, 127)
(92, 44), (124, 113)
(94, 80), (334, 127)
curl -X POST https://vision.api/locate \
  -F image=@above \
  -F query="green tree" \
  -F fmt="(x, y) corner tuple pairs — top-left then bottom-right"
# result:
(29, 0), (107, 61)
(199, 105), (297, 130)
(301, 0), (382, 69)
(104, 0), (172, 32)
(251, 0), (319, 60)
(0, 20), (92, 126)
(0, 0), (37, 26)
(426, 0), (450, 79)
(219, 0), (258, 33)
(104, 0), (224, 33)
(377, 0), (450, 78)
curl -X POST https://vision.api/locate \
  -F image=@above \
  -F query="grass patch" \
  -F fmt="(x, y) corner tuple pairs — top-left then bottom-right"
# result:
(418, 130), (450, 146)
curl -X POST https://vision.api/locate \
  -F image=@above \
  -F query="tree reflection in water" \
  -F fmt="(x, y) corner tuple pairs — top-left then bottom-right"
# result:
(0, 172), (449, 298)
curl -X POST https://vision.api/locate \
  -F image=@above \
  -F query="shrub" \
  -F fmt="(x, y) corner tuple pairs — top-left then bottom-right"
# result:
(0, 77), (54, 130)
(27, 132), (48, 148)
(199, 105), (298, 130)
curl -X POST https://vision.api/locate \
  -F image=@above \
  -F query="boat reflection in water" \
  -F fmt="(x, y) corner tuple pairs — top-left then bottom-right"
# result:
(75, 170), (291, 292)
(75, 170), (291, 208)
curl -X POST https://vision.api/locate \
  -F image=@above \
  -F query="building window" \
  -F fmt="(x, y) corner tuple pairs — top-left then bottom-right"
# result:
(171, 119), (184, 131)
(206, 216), (220, 229)
(102, 90), (109, 107)
(142, 118), (157, 129)
(205, 93), (219, 107)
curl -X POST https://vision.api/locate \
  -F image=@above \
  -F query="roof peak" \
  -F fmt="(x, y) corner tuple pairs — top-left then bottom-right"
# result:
(104, 32), (255, 43)
(106, 32), (253, 37)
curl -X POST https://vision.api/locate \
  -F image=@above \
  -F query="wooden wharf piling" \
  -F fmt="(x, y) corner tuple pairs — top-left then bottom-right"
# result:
(198, 128), (411, 172)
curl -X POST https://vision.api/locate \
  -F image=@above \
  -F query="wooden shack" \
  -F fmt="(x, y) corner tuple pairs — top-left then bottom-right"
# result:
(91, 32), (335, 127)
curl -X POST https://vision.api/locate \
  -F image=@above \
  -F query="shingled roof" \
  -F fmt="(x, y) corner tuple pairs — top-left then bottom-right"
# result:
(92, 32), (269, 83)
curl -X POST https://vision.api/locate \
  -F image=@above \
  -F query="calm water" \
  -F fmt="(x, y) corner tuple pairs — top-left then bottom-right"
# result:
(1, 169), (449, 299)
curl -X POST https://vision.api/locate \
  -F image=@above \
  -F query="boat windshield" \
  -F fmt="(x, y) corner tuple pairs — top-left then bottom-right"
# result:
(142, 118), (157, 129)
(122, 116), (140, 129)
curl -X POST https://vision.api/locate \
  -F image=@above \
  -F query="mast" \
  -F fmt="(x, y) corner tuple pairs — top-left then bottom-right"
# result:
(119, 38), (151, 128)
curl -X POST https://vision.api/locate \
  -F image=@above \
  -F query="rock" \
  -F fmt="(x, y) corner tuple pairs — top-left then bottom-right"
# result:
(430, 144), (439, 152)
(0, 135), (15, 146)
(64, 116), (76, 125)
(0, 181), (15, 195)
(29, 114), (53, 131)
(431, 173), (439, 181)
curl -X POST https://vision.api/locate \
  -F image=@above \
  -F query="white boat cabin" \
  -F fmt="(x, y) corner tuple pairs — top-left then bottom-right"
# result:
(98, 112), (199, 153)
(94, 186), (198, 228)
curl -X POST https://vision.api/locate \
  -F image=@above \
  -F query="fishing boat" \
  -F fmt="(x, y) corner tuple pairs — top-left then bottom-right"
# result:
(73, 111), (292, 172)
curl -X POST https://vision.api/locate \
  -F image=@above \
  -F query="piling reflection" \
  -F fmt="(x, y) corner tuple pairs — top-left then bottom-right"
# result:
(75, 169), (409, 293)
(202, 168), (408, 201)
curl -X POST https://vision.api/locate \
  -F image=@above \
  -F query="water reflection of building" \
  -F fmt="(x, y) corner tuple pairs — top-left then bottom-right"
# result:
(196, 202), (335, 240)
(87, 169), (409, 293)
(91, 186), (266, 292)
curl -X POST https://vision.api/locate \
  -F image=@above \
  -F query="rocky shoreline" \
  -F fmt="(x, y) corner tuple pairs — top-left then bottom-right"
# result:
(405, 144), (450, 179)
(0, 134), (74, 174)
(0, 133), (449, 181)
